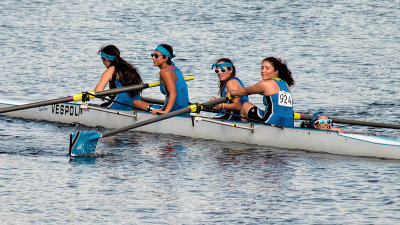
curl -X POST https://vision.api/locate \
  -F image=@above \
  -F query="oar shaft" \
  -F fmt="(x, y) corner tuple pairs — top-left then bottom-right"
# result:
(141, 97), (165, 105)
(96, 76), (194, 98)
(94, 83), (149, 97)
(0, 97), (72, 114)
(202, 97), (229, 107)
(69, 96), (226, 156)
(294, 113), (400, 129)
(330, 117), (400, 129)
(101, 97), (227, 138)
(102, 107), (191, 137)
(0, 83), (150, 114)
(1, 77), (195, 114)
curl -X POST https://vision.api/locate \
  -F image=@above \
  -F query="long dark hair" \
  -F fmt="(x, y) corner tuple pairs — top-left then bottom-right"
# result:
(263, 57), (294, 86)
(216, 58), (236, 95)
(99, 45), (143, 96)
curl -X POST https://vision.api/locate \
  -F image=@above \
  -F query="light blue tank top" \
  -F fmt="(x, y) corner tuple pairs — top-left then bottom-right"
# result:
(219, 77), (249, 121)
(159, 64), (189, 112)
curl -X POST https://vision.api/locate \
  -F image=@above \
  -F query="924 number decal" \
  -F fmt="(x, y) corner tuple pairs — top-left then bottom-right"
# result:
(278, 91), (292, 107)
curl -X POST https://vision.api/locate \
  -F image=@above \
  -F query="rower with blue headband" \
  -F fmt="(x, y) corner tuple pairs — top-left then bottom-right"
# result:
(211, 62), (233, 71)
(155, 45), (176, 59)
(209, 58), (248, 121)
(135, 44), (189, 115)
(100, 51), (117, 61)
(95, 44), (144, 110)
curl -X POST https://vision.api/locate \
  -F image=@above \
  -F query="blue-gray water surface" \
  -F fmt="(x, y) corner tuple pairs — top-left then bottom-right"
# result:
(1, 0), (400, 224)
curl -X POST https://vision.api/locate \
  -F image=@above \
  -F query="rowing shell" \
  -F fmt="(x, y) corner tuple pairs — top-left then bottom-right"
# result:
(1, 99), (400, 160)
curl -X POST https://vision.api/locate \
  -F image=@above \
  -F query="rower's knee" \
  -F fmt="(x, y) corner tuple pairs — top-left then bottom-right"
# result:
(240, 102), (255, 122)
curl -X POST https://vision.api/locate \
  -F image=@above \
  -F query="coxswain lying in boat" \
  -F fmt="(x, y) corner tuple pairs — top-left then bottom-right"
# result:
(300, 110), (344, 133)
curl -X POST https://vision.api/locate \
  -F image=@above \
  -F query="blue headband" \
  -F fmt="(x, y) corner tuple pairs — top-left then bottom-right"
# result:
(211, 62), (233, 69)
(155, 45), (175, 59)
(100, 51), (117, 61)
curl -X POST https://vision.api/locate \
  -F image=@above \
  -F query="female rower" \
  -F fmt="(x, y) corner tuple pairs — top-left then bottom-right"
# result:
(134, 44), (189, 115)
(95, 45), (143, 110)
(307, 110), (343, 133)
(210, 58), (248, 121)
(228, 57), (295, 127)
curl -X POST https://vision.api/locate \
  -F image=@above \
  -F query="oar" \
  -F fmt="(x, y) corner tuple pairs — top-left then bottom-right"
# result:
(141, 96), (165, 105)
(69, 97), (227, 156)
(0, 76), (194, 114)
(294, 112), (400, 129)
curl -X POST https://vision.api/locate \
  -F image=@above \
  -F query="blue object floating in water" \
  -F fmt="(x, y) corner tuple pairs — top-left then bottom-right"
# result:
(69, 131), (102, 156)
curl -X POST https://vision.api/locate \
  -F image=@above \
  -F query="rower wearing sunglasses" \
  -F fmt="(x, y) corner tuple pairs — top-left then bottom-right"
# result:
(308, 110), (343, 133)
(210, 58), (249, 121)
(134, 44), (189, 115)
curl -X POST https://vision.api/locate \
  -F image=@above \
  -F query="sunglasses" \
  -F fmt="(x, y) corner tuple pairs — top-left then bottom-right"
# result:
(151, 53), (163, 59)
(215, 68), (226, 73)
(314, 119), (332, 125)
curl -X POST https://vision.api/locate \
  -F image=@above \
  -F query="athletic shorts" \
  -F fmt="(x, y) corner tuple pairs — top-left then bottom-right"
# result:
(247, 106), (266, 122)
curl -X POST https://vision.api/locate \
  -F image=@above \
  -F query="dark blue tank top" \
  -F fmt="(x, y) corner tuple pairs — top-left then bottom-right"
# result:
(262, 78), (294, 127)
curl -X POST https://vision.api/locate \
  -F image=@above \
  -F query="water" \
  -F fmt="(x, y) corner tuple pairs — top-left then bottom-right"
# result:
(1, 0), (400, 224)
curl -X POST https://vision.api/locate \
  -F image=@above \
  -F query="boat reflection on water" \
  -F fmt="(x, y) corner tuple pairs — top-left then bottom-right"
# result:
(158, 143), (186, 159)
(213, 146), (293, 192)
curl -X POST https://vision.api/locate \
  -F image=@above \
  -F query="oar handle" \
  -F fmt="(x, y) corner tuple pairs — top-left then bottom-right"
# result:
(294, 112), (400, 129)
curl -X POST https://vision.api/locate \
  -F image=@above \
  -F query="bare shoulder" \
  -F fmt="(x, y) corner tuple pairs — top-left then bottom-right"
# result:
(258, 80), (277, 88)
(160, 67), (177, 84)
(256, 80), (280, 95)
(160, 66), (174, 78)
(105, 66), (115, 73)
(226, 78), (242, 89)
(101, 66), (115, 79)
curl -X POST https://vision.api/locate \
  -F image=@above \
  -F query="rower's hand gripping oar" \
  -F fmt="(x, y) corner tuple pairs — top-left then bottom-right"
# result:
(0, 76), (195, 114)
(69, 96), (228, 156)
(294, 112), (400, 129)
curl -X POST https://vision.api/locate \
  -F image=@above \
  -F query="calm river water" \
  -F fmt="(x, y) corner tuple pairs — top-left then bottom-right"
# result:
(1, 0), (400, 224)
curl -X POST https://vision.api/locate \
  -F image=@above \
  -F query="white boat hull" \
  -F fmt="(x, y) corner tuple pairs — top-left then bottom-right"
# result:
(1, 99), (400, 160)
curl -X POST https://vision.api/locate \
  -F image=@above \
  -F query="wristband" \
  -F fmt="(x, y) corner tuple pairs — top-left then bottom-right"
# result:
(147, 105), (153, 112)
